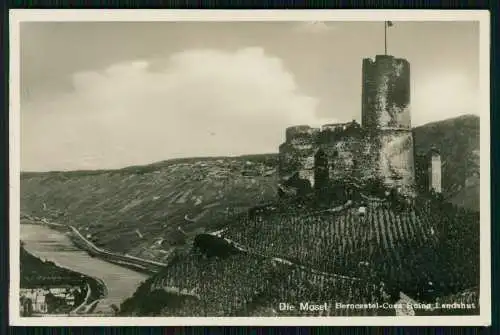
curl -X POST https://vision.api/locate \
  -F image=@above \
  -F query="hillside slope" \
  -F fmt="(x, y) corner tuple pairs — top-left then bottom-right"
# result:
(121, 251), (386, 317)
(21, 155), (278, 261)
(20, 115), (480, 259)
(118, 196), (479, 317)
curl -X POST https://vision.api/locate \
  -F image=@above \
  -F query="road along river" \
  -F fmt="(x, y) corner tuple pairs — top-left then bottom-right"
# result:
(21, 224), (149, 315)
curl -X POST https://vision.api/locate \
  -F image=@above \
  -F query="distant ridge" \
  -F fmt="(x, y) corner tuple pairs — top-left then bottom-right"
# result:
(21, 153), (279, 176)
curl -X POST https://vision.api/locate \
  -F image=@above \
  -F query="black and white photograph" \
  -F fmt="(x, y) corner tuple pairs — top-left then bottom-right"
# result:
(9, 10), (490, 326)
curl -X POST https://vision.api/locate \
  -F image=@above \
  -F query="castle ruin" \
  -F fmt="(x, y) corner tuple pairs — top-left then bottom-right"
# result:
(278, 55), (441, 201)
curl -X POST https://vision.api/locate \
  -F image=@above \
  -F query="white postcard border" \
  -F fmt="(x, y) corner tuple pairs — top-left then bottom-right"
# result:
(9, 9), (491, 327)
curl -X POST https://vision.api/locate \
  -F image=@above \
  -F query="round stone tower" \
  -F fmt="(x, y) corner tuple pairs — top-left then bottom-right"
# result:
(361, 55), (415, 197)
(362, 55), (411, 130)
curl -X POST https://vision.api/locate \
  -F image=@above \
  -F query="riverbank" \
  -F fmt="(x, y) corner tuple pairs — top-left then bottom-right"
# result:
(21, 224), (149, 315)
(65, 224), (166, 274)
(20, 246), (106, 316)
(22, 216), (167, 274)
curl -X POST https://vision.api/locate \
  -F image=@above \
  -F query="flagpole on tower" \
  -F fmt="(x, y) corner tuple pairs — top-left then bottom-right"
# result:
(385, 21), (393, 56)
(384, 21), (387, 55)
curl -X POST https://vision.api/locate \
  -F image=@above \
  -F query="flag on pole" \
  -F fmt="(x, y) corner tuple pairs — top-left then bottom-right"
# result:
(384, 21), (393, 55)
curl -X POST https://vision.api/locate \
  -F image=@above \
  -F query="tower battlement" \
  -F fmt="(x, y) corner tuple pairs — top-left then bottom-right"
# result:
(285, 125), (320, 144)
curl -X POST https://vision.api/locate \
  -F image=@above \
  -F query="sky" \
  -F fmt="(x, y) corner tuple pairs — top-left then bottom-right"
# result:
(19, 21), (480, 171)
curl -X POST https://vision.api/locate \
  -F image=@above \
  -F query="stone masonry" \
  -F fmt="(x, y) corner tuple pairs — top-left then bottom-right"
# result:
(278, 54), (434, 199)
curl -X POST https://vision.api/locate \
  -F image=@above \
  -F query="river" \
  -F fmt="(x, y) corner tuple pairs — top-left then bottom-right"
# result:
(21, 224), (149, 315)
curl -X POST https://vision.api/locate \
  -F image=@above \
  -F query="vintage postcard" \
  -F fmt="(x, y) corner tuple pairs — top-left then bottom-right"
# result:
(9, 9), (491, 326)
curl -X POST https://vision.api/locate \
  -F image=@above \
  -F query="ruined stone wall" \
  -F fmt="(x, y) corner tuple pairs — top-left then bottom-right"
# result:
(314, 128), (415, 196)
(362, 55), (411, 130)
(279, 125), (416, 197)
(318, 130), (378, 184)
(278, 125), (320, 188)
(376, 130), (416, 196)
(321, 122), (355, 132)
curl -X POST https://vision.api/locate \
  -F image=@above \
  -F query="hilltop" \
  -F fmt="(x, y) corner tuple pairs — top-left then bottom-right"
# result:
(20, 115), (480, 261)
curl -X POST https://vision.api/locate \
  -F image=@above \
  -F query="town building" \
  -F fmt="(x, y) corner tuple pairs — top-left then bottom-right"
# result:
(20, 286), (80, 316)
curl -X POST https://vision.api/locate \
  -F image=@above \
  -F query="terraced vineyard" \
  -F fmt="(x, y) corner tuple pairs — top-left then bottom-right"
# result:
(125, 250), (388, 317)
(221, 199), (440, 288)
(152, 253), (276, 316)
(244, 263), (386, 317)
(119, 191), (479, 317)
